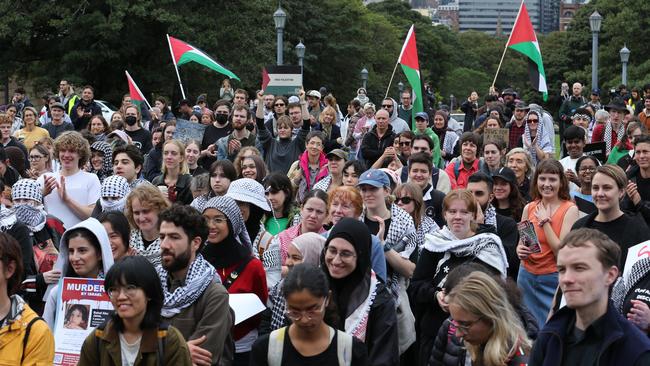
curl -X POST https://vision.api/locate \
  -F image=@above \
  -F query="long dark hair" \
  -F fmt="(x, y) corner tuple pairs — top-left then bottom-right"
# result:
(263, 173), (294, 218)
(97, 211), (130, 252)
(493, 176), (526, 221)
(64, 228), (103, 277)
(283, 263), (338, 327)
(104, 256), (163, 331)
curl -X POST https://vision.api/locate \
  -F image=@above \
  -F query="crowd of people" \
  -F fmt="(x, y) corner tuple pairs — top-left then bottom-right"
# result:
(0, 78), (649, 365)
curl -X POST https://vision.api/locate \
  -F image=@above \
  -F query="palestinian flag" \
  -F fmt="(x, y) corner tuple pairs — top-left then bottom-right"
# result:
(125, 71), (150, 109)
(507, 2), (548, 101)
(167, 35), (240, 81)
(398, 25), (423, 129)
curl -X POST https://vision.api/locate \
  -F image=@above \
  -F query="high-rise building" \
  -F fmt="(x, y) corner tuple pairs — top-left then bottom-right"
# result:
(458, 0), (542, 35)
(540, 0), (560, 33)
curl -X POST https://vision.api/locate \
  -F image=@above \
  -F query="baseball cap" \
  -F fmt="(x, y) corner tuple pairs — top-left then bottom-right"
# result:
(415, 112), (429, 120)
(357, 169), (390, 188)
(493, 167), (516, 186)
(50, 102), (65, 111)
(307, 90), (321, 99)
(326, 149), (348, 161)
(591, 88), (600, 96)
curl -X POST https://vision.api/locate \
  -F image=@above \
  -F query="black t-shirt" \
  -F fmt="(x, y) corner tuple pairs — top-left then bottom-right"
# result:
(573, 213), (650, 268)
(637, 174), (650, 202)
(624, 274), (650, 315)
(364, 216), (392, 238)
(250, 328), (368, 366)
(125, 128), (153, 154)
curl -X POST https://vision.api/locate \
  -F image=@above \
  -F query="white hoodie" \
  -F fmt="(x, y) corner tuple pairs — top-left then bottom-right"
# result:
(43, 217), (114, 328)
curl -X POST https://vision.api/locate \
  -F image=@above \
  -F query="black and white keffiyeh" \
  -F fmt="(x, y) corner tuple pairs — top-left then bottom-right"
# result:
(612, 257), (650, 312)
(484, 204), (498, 229)
(100, 175), (131, 212)
(90, 141), (113, 182)
(604, 121), (625, 155)
(0, 208), (17, 232)
(523, 110), (551, 165)
(12, 179), (42, 203)
(424, 226), (509, 279)
(157, 254), (218, 317)
(269, 281), (288, 331)
(203, 196), (253, 253)
(382, 204), (417, 305)
(14, 204), (46, 232)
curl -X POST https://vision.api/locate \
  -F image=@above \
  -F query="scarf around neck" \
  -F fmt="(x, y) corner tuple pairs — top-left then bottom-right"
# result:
(158, 254), (218, 318)
(604, 121), (625, 155)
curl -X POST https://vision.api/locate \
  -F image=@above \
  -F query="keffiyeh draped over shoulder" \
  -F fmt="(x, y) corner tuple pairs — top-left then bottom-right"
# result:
(203, 196), (253, 252)
(423, 226), (509, 277)
(523, 110), (552, 165)
(612, 257), (650, 312)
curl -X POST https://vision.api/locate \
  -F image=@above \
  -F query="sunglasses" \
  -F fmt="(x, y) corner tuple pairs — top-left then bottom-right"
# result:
(527, 118), (539, 124)
(399, 141), (411, 147)
(381, 104), (393, 108)
(395, 196), (413, 205)
(274, 103), (285, 107)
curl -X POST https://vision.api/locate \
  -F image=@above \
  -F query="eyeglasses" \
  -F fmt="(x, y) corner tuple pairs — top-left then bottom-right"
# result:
(579, 166), (596, 172)
(452, 317), (483, 333)
(381, 104), (393, 109)
(274, 103), (285, 107)
(29, 155), (45, 161)
(107, 285), (140, 299)
(325, 246), (356, 262)
(399, 141), (411, 147)
(205, 216), (228, 225)
(395, 196), (413, 205)
(285, 299), (327, 321)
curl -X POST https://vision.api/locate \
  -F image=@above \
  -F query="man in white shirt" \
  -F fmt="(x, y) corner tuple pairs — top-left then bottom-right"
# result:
(38, 131), (100, 228)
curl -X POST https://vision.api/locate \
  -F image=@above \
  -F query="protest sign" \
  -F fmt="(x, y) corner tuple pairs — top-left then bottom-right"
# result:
(53, 278), (113, 366)
(173, 118), (207, 143)
(583, 141), (606, 163)
(623, 241), (650, 284)
(229, 293), (266, 325)
(483, 128), (509, 146)
(262, 66), (302, 96)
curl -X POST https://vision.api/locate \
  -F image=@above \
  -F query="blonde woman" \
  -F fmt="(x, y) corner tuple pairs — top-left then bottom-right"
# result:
(447, 271), (531, 366)
(152, 139), (193, 204)
(14, 107), (50, 149)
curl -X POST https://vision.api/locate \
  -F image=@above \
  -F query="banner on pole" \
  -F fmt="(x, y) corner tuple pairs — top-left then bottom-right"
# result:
(53, 278), (113, 365)
(262, 66), (302, 96)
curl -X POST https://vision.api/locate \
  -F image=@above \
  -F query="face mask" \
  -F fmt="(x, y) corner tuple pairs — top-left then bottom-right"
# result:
(215, 114), (228, 124)
(101, 197), (127, 213)
(125, 116), (137, 126)
(14, 204), (47, 232)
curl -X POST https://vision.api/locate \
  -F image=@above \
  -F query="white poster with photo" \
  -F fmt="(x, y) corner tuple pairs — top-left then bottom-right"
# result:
(623, 241), (650, 283)
(53, 277), (114, 365)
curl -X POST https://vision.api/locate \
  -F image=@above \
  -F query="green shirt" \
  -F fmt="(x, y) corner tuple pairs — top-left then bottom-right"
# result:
(415, 127), (443, 168)
(265, 216), (289, 236)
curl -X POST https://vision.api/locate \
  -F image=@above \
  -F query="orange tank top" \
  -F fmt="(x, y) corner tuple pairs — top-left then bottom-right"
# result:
(522, 200), (575, 275)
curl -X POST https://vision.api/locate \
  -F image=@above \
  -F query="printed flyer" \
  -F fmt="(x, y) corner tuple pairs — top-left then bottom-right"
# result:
(53, 277), (114, 365)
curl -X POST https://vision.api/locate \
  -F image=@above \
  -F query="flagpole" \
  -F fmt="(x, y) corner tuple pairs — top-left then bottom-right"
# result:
(125, 71), (153, 110)
(167, 34), (186, 99)
(491, 0), (525, 90)
(385, 62), (399, 99)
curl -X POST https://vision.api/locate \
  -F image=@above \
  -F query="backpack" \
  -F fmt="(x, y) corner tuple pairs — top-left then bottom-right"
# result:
(400, 164), (440, 189)
(21, 316), (45, 363)
(267, 326), (353, 366)
(95, 321), (169, 366)
(452, 159), (486, 180)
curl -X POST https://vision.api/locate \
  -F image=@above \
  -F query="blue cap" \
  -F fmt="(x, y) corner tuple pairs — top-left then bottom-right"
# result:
(415, 111), (429, 120)
(591, 88), (600, 96)
(357, 169), (390, 188)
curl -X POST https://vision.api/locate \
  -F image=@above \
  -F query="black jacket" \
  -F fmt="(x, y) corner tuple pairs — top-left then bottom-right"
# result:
(621, 164), (650, 226)
(362, 283), (399, 366)
(495, 213), (520, 280)
(70, 99), (102, 130)
(360, 124), (396, 168)
(529, 303), (650, 366)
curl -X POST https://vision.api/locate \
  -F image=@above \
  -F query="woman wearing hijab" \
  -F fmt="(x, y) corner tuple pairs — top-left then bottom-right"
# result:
(260, 232), (326, 336)
(201, 196), (268, 365)
(89, 141), (113, 183)
(432, 110), (459, 167)
(522, 109), (553, 165)
(321, 217), (399, 366)
(43, 217), (114, 328)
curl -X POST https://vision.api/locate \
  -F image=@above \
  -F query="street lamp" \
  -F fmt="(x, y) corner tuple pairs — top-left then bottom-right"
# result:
(398, 81), (404, 94)
(589, 11), (602, 90)
(273, 5), (287, 66)
(450, 94), (455, 111)
(620, 44), (630, 86)
(295, 41), (305, 79)
(360, 68), (368, 89)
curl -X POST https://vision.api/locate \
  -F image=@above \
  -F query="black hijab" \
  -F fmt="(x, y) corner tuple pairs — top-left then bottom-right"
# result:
(321, 218), (372, 328)
(201, 221), (250, 269)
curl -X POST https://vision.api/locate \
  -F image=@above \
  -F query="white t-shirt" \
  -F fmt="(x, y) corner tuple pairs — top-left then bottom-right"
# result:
(559, 155), (582, 172)
(119, 333), (142, 366)
(38, 170), (101, 228)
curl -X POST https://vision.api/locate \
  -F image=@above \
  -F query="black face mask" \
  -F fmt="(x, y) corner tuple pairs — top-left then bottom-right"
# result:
(215, 114), (228, 124)
(125, 116), (137, 126)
